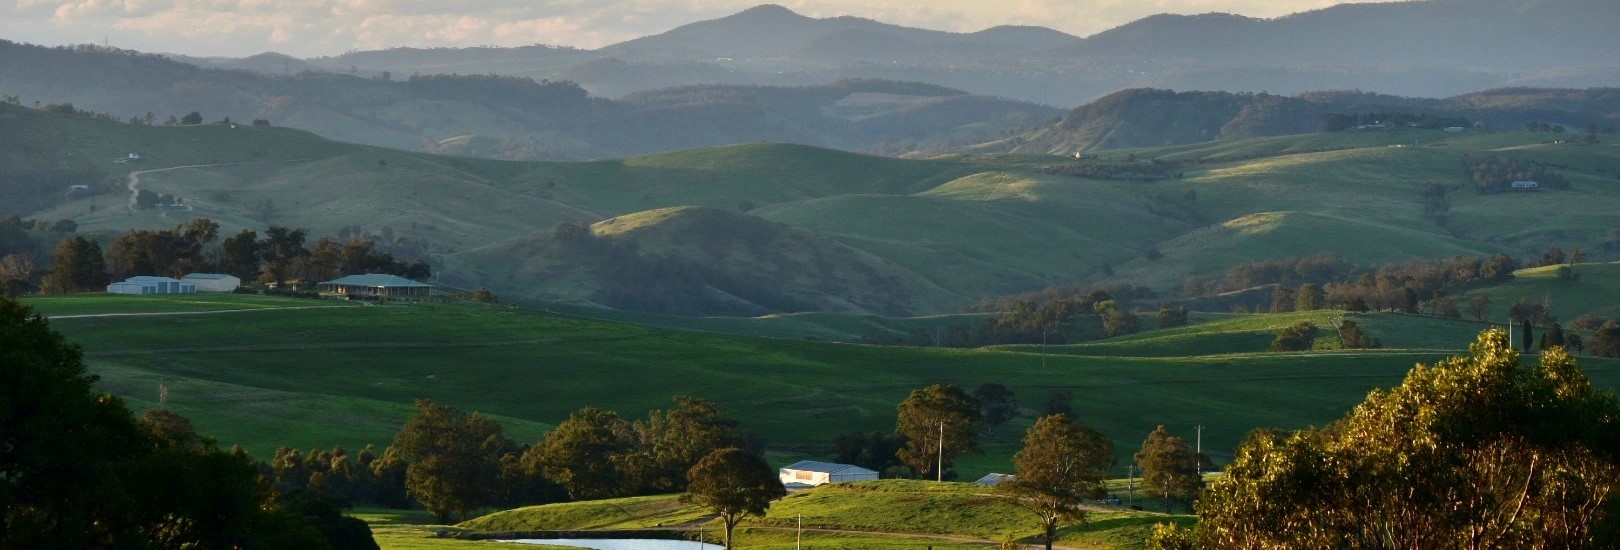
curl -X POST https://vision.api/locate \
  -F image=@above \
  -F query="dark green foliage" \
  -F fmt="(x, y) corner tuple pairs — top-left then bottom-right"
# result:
(392, 400), (514, 522)
(180, 111), (202, 125)
(683, 448), (786, 550)
(1468, 295), (1493, 322)
(1100, 306), (1140, 338)
(1508, 297), (1555, 326)
(105, 219), (219, 278)
(1004, 414), (1115, 550)
(1573, 315), (1606, 331)
(272, 490), (380, 550)
(1541, 322), (1566, 350)
(531, 407), (639, 500)
(1135, 425), (1202, 514)
(1039, 157), (1177, 182)
(1203, 253), (1515, 314)
(43, 235), (106, 293)
(1156, 306), (1189, 328)
(1590, 322), (1620, 358)
(1420, 182), (1452, 225)
(1430, 296), (1461, 319)
(894, 384), (981, 479)
(1463, 154), (1571, 193)
(973, 383), (1019, 434)
(831, 431), (905, 474)
(0, 298), (371, 548)
(1270, 285), (1295, 313)
(635, 396), (748, 492)
(1044, 390), (1074, 418)
(221, 229), (261, 281)
(1270, 321), (1319, 351)
(1338, 320), (1381, 349)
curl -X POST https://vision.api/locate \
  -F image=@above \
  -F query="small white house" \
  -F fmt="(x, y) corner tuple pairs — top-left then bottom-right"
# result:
(778, 461), (879, 489)
(107, 276), (196, 295)
(1511, 180), (1540, 190)
(182, 273), (241, 292)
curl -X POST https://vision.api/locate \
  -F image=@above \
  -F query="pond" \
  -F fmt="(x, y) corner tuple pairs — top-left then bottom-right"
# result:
(503, 538), (715, 550)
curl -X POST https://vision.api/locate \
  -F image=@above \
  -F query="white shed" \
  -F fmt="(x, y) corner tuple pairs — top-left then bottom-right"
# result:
(182, 273), (241, 292)
(778, 461), (879, 489)
(107, 276), (196, 295)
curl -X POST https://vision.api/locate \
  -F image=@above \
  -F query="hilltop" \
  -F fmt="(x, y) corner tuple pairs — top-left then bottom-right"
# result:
(0, 41), (1056, 161)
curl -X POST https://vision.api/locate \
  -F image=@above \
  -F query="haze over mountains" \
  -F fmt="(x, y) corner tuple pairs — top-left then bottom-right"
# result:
(194, 0), (1620, 105)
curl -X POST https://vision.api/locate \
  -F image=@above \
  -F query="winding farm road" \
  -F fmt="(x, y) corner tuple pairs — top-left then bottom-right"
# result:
(125, 159), (309, 213)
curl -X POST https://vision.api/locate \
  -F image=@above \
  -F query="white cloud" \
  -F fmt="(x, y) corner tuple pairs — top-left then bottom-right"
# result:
(0, 0), (1393, 57)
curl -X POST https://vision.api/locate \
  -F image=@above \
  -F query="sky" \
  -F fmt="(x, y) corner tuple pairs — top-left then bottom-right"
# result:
(1, 0), (1388, 58)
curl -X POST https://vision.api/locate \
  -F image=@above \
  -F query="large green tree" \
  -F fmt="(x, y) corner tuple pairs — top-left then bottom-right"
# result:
(220, 229), (261, 281)
(895, 384), (982, 480)
(392, 399), (513, 522)
(1198, 329), (1620, 548)
(1003, 414), (1115, 550)
(1135, 425), (1203, 513)
(683, 448), (786, 550)
(43, 235), (105, 293)
(973, 383), (1020, 435)
(632, 395), (746, 492)
(0, 298), (354, 547)
(530, 407), (639, 500)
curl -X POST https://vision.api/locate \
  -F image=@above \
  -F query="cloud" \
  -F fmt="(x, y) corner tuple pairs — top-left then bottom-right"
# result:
(1, 0), (1392, 57)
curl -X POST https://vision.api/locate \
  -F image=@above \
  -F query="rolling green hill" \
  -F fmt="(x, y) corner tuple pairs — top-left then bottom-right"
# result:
(23, 294), (1620, 480)
(11, 101), (1620, 317)
(460, 479), (1190, 549)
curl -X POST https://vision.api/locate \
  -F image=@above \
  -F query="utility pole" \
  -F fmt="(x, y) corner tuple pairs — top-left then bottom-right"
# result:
(1128, 464), (1136, 508)
(937, 421), (944, 482)
(796, 514), (802, 550)
(1195, 425), (1204, 475)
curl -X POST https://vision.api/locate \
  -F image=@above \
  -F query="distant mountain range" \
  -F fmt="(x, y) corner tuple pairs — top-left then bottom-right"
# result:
(0, 40), (1057, 160)
(178, 0), (1620, 106)
(4, 0), (1620, 164)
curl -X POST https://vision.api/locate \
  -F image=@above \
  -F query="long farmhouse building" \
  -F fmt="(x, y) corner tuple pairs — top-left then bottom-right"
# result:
(318, 274), (433, 297)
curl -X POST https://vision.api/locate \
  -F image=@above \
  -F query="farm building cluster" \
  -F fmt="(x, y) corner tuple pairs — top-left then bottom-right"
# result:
(106, 273), (241, 295)
(104, 272), (437, 298)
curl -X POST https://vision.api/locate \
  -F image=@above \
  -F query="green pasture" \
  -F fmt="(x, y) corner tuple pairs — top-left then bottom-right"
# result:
(458, 479), (1189, 549)
(27, 293), (1619, 479)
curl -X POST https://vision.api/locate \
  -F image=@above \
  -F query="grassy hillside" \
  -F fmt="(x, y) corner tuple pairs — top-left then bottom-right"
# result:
(26, 294), (1620, 479)
(1456, 262), (1620, 321)
(461, 480), (1188, 549)
(13, 102), (1620, 317)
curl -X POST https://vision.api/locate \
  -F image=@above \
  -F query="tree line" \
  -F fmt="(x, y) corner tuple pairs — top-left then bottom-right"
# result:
(1464, 154), (1571, 193)
(16, 218), (431, 294)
